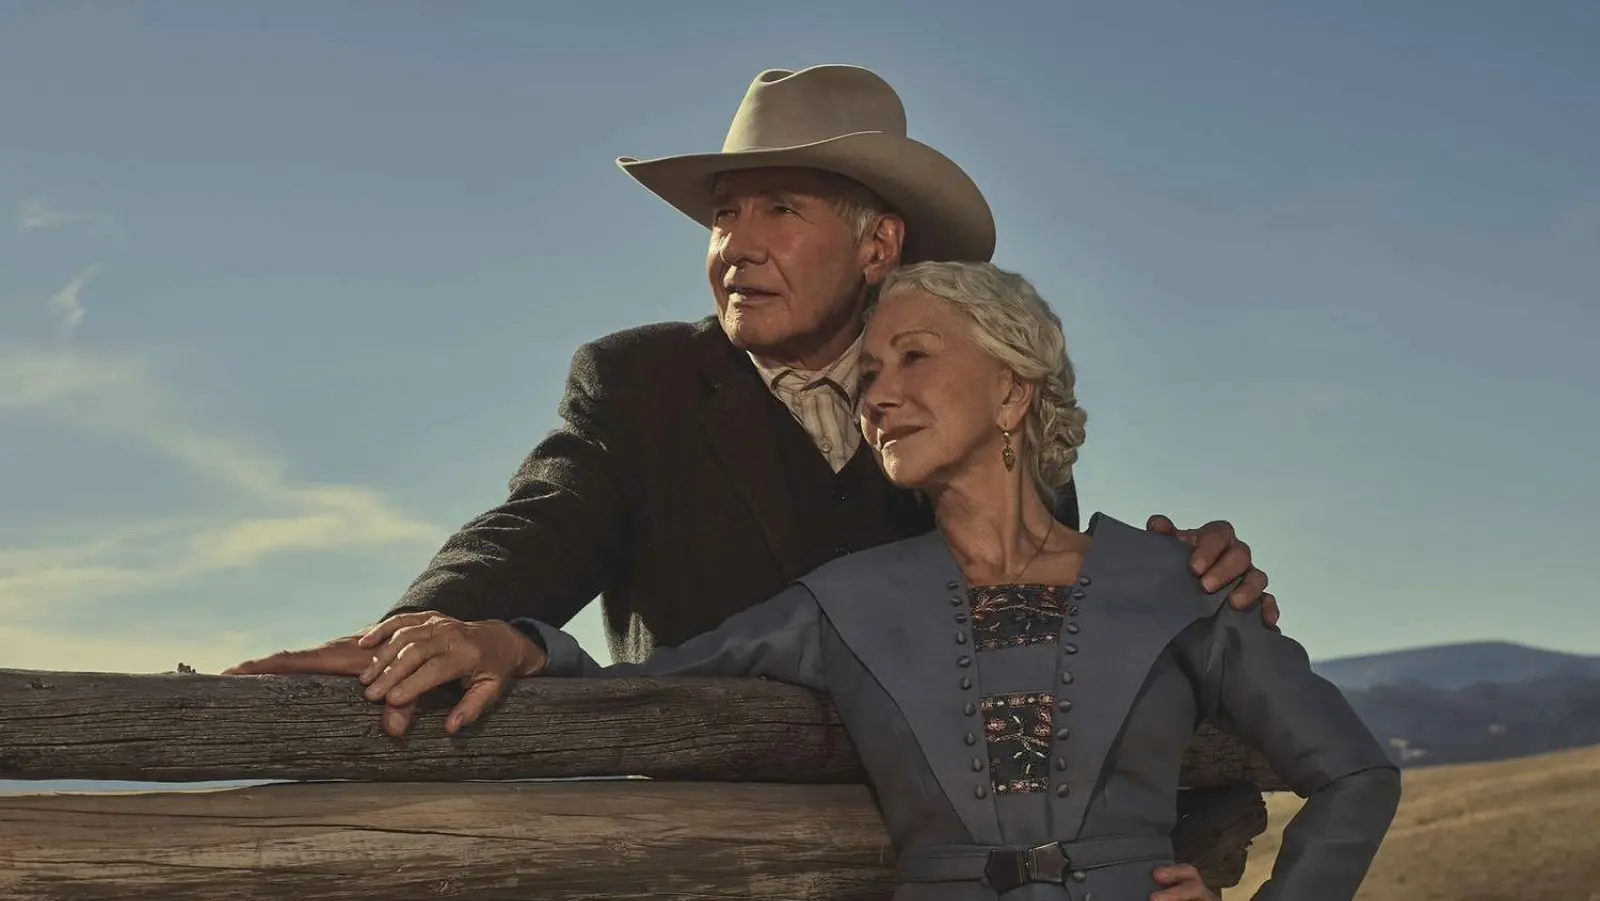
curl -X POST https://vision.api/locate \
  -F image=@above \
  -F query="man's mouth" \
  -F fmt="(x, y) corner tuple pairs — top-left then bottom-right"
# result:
(726, 284), (778, 301)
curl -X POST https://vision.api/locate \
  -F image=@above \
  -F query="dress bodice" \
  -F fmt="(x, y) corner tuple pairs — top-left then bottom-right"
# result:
(968, 584), (1081, 846)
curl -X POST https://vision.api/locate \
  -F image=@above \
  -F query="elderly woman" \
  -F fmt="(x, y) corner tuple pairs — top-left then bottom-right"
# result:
(361, 261), (1402, 901)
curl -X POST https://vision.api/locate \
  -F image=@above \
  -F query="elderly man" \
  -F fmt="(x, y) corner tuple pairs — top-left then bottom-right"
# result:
(230, 65), (1276, 739)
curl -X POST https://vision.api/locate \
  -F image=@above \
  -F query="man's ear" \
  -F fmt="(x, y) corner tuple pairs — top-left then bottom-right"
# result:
(862, 214), (906, 284)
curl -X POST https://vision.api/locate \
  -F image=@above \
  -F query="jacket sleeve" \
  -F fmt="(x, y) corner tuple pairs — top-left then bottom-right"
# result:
(384, 339), (642, 628)
(511, 583), (827, 692)
(1195, 604), (1402, 901)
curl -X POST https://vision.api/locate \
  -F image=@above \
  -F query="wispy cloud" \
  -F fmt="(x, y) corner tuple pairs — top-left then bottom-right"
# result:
(0, 620), (260, 675)
(0, 275), (444, 633)
(15, 197), (116, 235)
(45, 265), (95, 343)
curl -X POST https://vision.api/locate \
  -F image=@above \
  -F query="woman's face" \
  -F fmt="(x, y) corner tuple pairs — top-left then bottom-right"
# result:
(858, 290), (1026, 492)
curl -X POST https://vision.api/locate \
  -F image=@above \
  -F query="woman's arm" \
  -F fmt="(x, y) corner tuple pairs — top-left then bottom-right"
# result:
(511, 583), (827, 691)
(1195, 603), (1402, 901)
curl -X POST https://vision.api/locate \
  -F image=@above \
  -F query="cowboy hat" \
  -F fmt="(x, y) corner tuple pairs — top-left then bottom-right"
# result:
(617, 65), (995, 264)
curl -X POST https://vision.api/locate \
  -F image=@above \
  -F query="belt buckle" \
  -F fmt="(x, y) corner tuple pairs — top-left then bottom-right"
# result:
(1025, 841), (1069, 885)
(983, 842), (1069, 894)
(982, 849), (1026, 894)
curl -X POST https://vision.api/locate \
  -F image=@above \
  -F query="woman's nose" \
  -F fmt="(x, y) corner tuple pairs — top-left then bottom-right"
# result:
(860, 377), (899, 416)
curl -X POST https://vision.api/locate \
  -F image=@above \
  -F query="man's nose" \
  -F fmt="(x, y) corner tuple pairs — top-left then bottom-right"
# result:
(717, 218), (769, 267)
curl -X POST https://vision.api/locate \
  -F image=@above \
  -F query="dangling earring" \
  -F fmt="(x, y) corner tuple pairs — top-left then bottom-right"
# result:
(1001, 429), (1016, 471)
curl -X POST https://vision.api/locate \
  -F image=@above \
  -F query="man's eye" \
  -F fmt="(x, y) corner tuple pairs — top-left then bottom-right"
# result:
(774, 204), (798, 215)
(903, 349), (927, 363)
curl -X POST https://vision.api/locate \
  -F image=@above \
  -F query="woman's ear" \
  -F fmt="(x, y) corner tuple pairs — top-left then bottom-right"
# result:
(997, 373), (1036, 433)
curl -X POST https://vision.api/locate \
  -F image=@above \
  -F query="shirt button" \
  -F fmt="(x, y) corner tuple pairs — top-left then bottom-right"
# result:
(819, 440), (833, 454)
(1056, 783), (1071, 798)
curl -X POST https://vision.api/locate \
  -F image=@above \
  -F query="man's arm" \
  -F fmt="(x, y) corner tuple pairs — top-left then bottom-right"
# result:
(388, 339), (643, 628)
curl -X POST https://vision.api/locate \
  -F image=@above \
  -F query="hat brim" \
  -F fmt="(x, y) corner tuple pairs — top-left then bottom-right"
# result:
(617, 131), (995, 264)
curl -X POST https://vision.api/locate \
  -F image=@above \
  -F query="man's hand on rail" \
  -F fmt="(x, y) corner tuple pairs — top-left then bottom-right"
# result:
(224, 613), (544, 737)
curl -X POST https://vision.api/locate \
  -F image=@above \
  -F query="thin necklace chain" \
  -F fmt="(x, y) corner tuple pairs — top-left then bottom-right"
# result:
(1005, 520), (1054, 584)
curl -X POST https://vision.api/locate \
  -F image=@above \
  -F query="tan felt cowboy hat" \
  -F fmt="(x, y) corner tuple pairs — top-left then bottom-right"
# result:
(617, 65), (996, 264)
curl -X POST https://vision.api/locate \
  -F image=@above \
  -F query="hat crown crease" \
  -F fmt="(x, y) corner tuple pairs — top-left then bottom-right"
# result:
(721, 66), (908, 153)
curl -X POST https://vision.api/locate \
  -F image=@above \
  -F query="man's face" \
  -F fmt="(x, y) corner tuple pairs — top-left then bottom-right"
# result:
(707, 168), (901, 370)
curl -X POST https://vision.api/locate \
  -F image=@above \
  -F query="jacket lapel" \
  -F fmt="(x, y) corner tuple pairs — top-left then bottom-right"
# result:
(1049, 513), (1229, 837)
(802, 532), (1005, 844)
(697, 334), (802, 577)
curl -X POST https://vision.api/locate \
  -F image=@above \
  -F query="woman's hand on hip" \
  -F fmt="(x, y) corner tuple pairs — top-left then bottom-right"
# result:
(1150, 863), (1219, 901)
(356, 613), (547, 736)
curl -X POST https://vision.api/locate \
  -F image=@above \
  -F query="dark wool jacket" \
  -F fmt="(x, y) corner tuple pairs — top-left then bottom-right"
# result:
(388, 315), (1079, 663)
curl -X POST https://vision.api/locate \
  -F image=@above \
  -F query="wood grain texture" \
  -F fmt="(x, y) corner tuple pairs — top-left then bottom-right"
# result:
(0, 780), (1269, 900)
(0, 669), (1286, 790)
(0, 668), (1278, 897)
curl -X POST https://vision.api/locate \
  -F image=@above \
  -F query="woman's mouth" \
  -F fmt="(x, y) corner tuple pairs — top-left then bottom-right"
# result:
(878, 426), (923, 447)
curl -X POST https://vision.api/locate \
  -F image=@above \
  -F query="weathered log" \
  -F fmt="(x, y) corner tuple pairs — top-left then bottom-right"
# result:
(0, 780), (1268, 900)
(0, 668), (1284, 790)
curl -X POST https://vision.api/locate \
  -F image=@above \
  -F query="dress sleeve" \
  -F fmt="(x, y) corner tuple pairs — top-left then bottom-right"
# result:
(1193, 603), (1403, 901)
(509, 583), (827, 692)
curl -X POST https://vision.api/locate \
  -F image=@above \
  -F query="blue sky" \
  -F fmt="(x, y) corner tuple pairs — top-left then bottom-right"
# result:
(1, 1), (1595, 677)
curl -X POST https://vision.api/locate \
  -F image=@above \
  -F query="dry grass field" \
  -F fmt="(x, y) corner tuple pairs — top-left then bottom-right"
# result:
(1230, 744), (1600, 901)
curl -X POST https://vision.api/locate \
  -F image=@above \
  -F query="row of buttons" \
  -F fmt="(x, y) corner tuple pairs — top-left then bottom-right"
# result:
(950, 574), (1092, 801)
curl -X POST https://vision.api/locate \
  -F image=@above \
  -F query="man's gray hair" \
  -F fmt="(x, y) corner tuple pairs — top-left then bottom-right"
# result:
(823, 173), (891, 245)
(875, 261), (1088, 499)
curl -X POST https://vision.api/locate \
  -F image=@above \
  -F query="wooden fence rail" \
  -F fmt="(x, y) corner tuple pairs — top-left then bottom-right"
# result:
(0, 668), (1283, 899)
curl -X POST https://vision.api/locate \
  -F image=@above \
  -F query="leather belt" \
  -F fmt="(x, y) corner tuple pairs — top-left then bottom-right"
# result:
(896, 835), (1173, 894)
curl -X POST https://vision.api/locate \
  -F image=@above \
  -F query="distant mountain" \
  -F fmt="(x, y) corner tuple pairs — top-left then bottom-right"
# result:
(1313, 641), (1600, 692)
(1342, 672), (1600, 767)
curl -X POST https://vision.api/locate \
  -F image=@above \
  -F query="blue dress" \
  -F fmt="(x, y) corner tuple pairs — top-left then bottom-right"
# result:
(521, 513), (1401, 900)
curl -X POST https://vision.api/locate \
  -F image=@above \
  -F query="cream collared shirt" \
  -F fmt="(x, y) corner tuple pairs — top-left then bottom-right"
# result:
(748, 333), (864, 473)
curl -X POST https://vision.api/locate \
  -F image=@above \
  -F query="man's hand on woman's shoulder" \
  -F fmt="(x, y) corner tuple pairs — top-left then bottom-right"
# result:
(1145, 514), (1278, 627)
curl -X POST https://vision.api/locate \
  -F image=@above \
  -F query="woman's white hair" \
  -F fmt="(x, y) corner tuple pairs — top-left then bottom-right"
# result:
(874, 260), (1088, 500)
